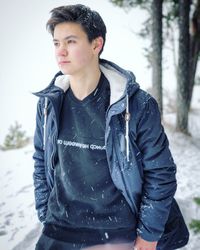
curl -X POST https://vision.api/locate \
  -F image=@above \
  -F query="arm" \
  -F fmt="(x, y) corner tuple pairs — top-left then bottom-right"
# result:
(33, 98), (50, 223)
(135, 97), (177, 243)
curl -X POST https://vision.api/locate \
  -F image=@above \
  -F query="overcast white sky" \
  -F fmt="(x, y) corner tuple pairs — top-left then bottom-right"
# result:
(1, 0), (189, 144)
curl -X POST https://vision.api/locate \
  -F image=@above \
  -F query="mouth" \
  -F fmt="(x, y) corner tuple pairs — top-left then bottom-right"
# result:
(58, 61), (71, 65)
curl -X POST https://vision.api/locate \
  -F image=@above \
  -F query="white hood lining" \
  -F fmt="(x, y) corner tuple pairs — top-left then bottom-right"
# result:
(54, 75), (70, 92)
(100, 64), (127, 105)
(54, 64), (127, 106)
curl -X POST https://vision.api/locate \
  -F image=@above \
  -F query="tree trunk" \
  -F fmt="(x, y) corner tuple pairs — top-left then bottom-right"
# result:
(188, 0), (200, 108)
(176, 0), (191, 133)
(151, 0), (163, 116)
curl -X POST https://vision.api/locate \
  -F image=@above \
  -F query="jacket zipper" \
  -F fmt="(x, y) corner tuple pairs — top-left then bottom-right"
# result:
(50, 130), (57, 170)
(44, 96), (59, 172)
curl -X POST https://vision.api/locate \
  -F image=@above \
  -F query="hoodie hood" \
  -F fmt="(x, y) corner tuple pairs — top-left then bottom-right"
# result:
(99, 59), (139, 105)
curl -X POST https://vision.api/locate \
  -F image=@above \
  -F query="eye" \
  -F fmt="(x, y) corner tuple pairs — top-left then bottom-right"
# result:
(67, 40), (76, 44)
(53, 42), (60, 47)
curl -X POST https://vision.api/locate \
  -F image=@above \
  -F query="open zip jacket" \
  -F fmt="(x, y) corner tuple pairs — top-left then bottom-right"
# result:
(33, 59), (189, 249)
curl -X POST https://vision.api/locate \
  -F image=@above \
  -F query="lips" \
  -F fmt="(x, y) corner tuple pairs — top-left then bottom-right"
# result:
(58, 61), (70, 65)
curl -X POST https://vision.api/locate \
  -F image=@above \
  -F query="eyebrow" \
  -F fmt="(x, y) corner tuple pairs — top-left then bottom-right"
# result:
(53, 35), (78, 42)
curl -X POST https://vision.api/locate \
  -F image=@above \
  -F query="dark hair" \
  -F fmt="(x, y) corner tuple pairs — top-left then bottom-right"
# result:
(46, 4), (107, 55)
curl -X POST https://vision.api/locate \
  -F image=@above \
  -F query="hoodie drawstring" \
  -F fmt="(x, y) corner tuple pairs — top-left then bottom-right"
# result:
(43, 97), (48, 150)
(125, 94), (131, 162)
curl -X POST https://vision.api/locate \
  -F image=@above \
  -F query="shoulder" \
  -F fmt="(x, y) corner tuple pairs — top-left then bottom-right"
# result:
(129, 88), (159, 117)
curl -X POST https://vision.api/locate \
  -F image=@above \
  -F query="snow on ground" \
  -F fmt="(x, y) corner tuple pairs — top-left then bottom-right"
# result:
(0, 102), (199, 250)
(164, 122), (200, 250)
(163, 85), (200, 249)
(0, 144), (42, 250)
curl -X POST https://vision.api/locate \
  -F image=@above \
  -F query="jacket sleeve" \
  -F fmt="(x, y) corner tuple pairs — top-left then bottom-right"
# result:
(33, 98), (50, 223)
(136, 96), (177, 241)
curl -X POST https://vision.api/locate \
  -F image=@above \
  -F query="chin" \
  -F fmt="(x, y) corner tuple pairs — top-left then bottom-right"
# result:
(59, 68), (71, 75)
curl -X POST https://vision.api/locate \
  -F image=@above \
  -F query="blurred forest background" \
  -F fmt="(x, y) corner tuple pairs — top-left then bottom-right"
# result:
(111, 0), (200, 134)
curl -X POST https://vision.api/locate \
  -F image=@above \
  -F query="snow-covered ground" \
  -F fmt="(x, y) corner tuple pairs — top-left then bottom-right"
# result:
(163, 86), (200, 249)
(0, 144), (41, 250)
(0, 87), (199, 250)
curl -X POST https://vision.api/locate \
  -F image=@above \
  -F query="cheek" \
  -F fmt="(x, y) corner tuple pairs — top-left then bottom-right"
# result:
(55, 50), (60, 61)
(74, 48), (93, 64)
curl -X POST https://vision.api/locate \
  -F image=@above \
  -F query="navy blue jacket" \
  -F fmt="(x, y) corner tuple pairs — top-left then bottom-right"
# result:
(33, 59), (189, 249)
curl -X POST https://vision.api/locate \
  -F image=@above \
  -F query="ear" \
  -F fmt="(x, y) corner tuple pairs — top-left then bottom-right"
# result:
(93, 37), (104, 55)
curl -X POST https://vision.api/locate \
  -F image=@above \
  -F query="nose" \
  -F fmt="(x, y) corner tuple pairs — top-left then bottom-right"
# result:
(56, 44), (68, 57)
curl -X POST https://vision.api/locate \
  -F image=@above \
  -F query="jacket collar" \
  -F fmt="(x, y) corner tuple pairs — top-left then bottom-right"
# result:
(33, 58), (139, 106)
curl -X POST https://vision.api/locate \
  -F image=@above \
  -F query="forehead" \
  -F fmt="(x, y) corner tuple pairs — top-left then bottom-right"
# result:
(53, 22), (87, 39)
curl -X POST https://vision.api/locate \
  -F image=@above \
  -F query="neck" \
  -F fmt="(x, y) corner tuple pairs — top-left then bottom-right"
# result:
(69, 65), (101, 100)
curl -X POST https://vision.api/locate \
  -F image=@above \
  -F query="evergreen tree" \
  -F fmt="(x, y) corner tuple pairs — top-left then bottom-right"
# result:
(177, 0), (190, 133)
(111, 0), (163, 115)
(0, 121), (30, 150)
(190, 197), (200, 233)
(151, 0), (163, 115)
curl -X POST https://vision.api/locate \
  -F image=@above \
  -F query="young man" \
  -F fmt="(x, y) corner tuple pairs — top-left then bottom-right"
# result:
(33, 4), (189, 250)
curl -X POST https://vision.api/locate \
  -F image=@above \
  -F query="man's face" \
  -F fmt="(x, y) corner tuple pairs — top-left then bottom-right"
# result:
(53, 22), (98, 75)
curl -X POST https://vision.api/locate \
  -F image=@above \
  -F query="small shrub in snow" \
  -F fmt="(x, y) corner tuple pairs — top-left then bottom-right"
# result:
(0, 121), (30, 151)
(190, 197), (200, 234)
